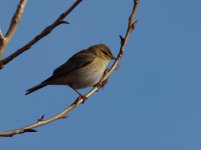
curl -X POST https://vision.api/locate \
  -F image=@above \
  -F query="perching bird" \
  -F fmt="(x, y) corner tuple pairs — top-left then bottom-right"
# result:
(25, 44), (115, 97)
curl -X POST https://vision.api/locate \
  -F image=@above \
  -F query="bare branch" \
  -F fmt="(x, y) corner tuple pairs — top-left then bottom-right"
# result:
(0, 0), (27, 59)
(99, 0), (139, 83)
(5, 0), (27, 40)
(0, 0), (139, 137)
(0, 0), (83, 69)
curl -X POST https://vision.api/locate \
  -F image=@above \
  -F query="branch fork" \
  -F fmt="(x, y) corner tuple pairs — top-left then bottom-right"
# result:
(0, 0), (82, 69)
(0, 0), (27, 58)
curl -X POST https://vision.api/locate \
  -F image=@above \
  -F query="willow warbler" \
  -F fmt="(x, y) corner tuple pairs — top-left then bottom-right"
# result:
(25, 44), (115, 96)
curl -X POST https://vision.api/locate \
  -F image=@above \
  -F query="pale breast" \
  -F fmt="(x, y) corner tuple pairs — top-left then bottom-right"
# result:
(69, 58), (108, 89)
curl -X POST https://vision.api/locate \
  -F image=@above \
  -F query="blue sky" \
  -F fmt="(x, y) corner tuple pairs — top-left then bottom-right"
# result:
(1, 0), (201, 149)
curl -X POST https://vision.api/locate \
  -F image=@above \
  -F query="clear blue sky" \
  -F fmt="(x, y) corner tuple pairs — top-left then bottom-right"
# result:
(1, 0), (201, 149)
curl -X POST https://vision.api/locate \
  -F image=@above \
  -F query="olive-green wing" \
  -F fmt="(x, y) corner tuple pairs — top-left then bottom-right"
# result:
(54, 50), (95, 74)
(42, 50), (95, 83)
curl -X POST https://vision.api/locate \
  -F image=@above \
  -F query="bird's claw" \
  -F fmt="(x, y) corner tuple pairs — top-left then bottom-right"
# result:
(74, 95), (88, 105)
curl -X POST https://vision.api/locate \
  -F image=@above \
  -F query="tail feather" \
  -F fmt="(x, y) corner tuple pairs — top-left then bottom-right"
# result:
(25, 83), (47, 95)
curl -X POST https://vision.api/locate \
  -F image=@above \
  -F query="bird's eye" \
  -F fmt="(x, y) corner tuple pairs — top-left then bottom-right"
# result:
(101, 50), (108, 56)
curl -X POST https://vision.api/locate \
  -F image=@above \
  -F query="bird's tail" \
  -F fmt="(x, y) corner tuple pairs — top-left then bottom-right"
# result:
(25, 83), (47, 95)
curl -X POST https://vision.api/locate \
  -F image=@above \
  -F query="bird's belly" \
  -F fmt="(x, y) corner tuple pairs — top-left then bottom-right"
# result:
(71, 67), (105, 89)
(69, 61), (106, 89)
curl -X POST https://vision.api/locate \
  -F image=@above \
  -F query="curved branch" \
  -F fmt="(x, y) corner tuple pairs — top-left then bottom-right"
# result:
(0, 0), (83, 69)
(0, 0), (139, 137)
(0, 0), (27, 58)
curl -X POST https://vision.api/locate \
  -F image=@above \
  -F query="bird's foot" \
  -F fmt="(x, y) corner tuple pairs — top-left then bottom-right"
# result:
(74, 95), (88, 105)
(94, 79), (108, 91)
(80, 95), (88, 104)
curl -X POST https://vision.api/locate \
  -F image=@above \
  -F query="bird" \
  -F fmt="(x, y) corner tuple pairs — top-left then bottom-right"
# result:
(25, 44), (115, 98)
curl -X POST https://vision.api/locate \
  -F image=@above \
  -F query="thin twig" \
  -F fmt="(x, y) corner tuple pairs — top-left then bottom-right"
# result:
(0, 0), (139, 137)
(0, 0), (27, 59)
(98, 0), (139, 82)
(0, 0), (83, 69)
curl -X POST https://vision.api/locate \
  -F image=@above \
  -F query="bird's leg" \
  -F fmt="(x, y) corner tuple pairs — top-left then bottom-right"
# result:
(70, 86), (87, 104)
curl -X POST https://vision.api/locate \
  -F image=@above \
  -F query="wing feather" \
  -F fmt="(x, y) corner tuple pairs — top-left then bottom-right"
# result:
(43, 49), (96, 83)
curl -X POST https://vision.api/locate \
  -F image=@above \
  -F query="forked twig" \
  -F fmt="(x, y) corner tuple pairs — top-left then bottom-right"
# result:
(0, 0), (139, 137)
(0, 0), (83, 69)
(0, 0), (27, 58)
